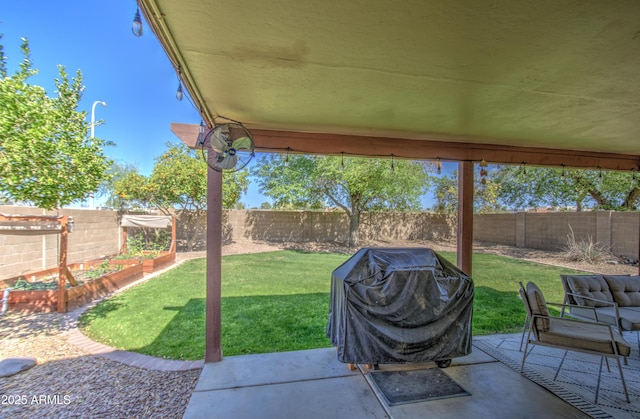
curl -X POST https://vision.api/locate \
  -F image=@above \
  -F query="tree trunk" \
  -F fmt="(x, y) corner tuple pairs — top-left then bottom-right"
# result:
(185, 212), (197, 252)
(623, 187), (640, 210)
(177, 209), (197, 252)
(348, 209), (361, 248)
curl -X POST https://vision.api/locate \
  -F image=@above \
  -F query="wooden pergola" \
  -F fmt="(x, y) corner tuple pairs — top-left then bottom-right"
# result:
(0, 214), (76, 313)
(139, 0), (640, 362)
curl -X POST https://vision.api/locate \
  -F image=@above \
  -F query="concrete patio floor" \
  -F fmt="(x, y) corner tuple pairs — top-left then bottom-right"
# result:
(183, 342), (589, 419)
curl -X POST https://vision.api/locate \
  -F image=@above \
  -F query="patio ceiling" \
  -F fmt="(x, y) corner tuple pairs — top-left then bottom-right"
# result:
(140, 0), (640, 170)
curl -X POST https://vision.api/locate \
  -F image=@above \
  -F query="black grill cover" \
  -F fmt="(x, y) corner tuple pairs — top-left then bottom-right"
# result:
(327, 248), (473, 364)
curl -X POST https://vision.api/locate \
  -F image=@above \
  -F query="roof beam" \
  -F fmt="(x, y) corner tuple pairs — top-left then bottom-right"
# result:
(172, 123), (640, 171)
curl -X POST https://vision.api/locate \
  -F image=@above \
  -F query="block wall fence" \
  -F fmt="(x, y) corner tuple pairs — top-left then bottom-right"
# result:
(1, 205), (638, 278)
(0, 206), (120, 279)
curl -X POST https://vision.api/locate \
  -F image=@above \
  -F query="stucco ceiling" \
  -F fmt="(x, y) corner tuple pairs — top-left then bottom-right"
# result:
(140, 0), (640, 164)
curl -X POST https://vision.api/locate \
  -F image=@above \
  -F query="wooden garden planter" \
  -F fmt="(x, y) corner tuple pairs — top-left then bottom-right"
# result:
(1, 214), (178, 314)
(66, 263), (144, 311)
(7, 289), (57, 313)
(5, 263), (144, 313)
(112, 251), (176, 274)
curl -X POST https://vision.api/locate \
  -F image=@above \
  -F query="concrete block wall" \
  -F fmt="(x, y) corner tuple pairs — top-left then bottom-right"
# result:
(227, 210), (456, 244)
(149, 209), (640, 258)
(474, 211), (638, 258)
(0, 206), (120, 278)
(63, 208), (120, 263)
(240, 210), (308, 242)
(362, 212), (420, 241)
(306, 211), (350, 243)
(610, 212), (639, 257)
(230, 210), (356, 243)
(473, 213), (517, 247)
(2, 206), (639, 279)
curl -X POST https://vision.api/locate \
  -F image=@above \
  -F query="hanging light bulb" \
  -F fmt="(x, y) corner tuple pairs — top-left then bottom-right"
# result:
(132, 7), (143, 37)
(560, 164), (566, 180)
(436, 158), (442, 175)
(340, 152), (345, 170)
(176, 81), (184, 101)
(197, 120), (205, 146)
(284, 147), (290, 167)
(521, 162), (527, 179)
(598, 166), (603, 183)
(390, 154), (395, 173)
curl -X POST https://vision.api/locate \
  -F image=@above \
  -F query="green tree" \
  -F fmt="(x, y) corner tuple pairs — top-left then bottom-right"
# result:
(113, 170), (150, 209)
(0, 191), (13, 205)
(432, 164), (639, 213)
(98, 161), (140, 209)
(0, 38), (112, 209)
(493, 165), (640, 211)
(114, 143), (249, 250)
(431, 175), (457, 214)
(430, 167), (503, 214)
(253, 154), (429, 247)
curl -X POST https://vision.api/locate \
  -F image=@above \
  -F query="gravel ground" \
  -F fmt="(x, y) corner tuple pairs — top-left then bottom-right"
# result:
(0, 239), (636, 418)
(0, 312), (200, 419)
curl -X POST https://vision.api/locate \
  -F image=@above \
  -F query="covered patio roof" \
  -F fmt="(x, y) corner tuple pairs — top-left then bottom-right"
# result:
(138, 0), (640, 362)
(142, 0), (639, 168)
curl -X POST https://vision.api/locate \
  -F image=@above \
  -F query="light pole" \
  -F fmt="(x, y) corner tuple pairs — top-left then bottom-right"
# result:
(89, 101), (107, 208)
(91, 100), (107, 140)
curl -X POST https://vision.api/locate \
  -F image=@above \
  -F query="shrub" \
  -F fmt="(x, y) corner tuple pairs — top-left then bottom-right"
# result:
(563, 225), (614, 264)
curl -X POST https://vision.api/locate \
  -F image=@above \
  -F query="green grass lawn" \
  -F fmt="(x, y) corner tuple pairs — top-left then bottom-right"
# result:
(79, 250), (585, 360)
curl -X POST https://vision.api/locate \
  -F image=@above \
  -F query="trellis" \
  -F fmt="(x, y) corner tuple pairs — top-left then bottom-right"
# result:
(119, 214), (176, 255)
(0, 213), (76, 312)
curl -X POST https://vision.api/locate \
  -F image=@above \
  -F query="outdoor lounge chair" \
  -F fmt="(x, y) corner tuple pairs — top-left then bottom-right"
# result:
(560, 274), (640, 354)
(519, 281), (631, 403)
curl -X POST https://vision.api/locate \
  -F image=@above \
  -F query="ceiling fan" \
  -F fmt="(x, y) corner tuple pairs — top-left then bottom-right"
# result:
(198, 120), (255, 172)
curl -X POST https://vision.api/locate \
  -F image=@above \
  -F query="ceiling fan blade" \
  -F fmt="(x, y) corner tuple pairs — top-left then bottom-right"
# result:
(216, 153), (238, 170)
(208, 128), (230, 153)
(232, 136), (253, 151)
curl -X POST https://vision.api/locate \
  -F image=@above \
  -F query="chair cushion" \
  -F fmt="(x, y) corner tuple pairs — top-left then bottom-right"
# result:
(540, 318), (631, 357)
(604, 276), (640, 307)
(526, 282), (550, 332)
(564, 275), (613, 307)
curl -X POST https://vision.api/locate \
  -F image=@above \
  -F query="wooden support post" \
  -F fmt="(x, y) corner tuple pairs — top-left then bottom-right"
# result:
(457, 161), (474, 276)
(57, 216), (69, 313)
(65, 267), (78, 287)
(205, 162), (223, 362)
(121, 227), (128, 254)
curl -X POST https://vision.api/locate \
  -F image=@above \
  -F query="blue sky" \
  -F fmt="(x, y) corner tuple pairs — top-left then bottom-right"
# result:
(1, 1), (446, 208)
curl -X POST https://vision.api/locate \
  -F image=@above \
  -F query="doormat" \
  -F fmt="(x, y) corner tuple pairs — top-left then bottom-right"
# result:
(368, 368), (470, 406)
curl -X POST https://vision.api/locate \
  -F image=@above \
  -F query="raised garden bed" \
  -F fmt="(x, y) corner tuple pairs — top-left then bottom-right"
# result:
(1, 260), (144, 313)
(112, 251), (176, 274)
